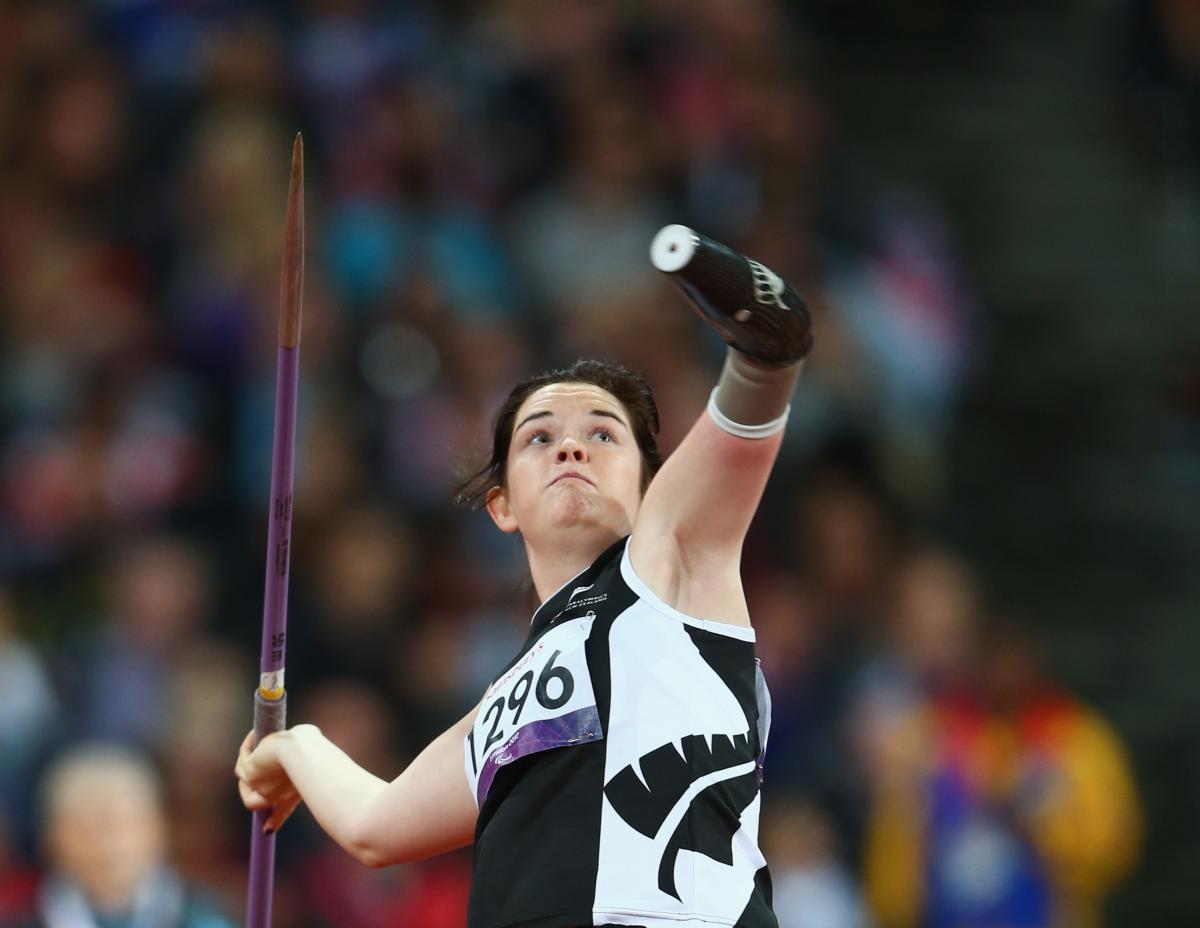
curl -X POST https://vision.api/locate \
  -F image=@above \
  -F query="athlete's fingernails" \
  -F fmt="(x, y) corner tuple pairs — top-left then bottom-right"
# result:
(263, 825), (275, 835)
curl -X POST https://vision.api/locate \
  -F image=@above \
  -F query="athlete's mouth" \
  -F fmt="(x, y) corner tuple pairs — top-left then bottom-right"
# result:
(549, 471), (595, 488)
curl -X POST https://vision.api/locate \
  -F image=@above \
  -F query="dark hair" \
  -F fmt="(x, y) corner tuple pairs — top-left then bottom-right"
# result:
(454, 359), (662, 509)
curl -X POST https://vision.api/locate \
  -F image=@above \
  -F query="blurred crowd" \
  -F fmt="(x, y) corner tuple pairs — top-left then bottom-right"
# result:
(0, 2), (1146, 928)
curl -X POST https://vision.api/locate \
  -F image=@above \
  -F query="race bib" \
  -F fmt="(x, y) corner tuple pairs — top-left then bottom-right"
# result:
(465, 616), (603, 806)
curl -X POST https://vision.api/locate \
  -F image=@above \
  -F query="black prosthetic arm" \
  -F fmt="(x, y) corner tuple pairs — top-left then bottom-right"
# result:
(650, 224), (813, 369)
(651, 224), (812, 434)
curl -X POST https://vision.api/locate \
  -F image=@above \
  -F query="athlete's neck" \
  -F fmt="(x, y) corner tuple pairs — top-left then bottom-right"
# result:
(524, 527), (623, 606)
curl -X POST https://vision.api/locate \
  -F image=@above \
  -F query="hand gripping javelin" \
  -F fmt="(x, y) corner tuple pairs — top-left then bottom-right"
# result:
(246, 133), (304, 928)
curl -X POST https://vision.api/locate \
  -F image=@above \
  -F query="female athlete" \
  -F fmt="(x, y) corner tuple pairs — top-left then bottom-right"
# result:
(235, 226), (813, 928)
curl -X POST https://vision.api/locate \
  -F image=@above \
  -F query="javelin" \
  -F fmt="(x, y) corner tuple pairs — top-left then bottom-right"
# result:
(246, 133), (304, 928)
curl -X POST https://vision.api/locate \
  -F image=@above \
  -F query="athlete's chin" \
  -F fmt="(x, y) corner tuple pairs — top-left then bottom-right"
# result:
(541, 495), (623, 535)
(548, 495), (598, 526)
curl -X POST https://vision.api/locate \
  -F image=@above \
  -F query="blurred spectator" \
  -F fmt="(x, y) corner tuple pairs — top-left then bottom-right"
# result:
(753, 467), (900, 861)
(862, 618), (1142, 928)
(0, 588), (58, 843)
(851, 545), (983, 788)
(57, 536), (214, 748)
(762, 797), (871, 928)
(3, 743), (234, 928)
(513, 71), (667, 318)
(824, 192), (979, 499)
(794, 466), (898, 635)
(161, 642), (253, 914)
(287, 503), (416, 695)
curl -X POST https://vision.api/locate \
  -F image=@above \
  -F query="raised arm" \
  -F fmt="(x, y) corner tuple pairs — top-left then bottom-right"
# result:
(236, 703), (479, 867)
(630, 226), (811, 622)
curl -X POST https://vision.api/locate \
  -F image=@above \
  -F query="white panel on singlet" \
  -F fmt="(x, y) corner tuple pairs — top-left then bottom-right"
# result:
(589, 547), (766, 925)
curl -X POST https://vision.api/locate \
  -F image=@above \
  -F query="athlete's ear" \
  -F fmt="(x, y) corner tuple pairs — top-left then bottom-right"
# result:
(486, 485), (519, 534)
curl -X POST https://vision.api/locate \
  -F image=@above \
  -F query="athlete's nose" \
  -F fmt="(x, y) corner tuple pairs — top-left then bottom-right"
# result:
(557, 437), (587, 462)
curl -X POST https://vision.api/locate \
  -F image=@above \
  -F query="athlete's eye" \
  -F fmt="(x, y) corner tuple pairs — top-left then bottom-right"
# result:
(529, 430), (551, 445)
(591, 428), (614, 442)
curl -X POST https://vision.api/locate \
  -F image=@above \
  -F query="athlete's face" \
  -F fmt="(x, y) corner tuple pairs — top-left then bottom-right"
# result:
(486, 383), (644, 540)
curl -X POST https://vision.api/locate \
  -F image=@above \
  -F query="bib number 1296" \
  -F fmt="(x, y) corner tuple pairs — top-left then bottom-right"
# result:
(465, 617), (603, 805)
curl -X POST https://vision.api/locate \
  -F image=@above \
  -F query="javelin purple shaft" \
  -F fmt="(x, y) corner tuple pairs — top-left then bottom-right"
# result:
(247, 133), (304, 928)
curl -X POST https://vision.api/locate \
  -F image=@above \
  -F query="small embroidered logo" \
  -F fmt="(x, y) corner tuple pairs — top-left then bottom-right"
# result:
(567, 583), (595, 606)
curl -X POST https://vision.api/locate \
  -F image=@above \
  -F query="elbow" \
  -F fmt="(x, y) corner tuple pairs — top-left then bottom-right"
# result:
(354, 840), (427, 870)
(348, 831), (401, 869)
(346, 814), (399, 869)
(349, 827), (454, 869)
(355, 845), (391, 869)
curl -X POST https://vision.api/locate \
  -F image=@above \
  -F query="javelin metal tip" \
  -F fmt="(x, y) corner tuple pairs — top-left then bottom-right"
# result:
(279, 135), (305, 349)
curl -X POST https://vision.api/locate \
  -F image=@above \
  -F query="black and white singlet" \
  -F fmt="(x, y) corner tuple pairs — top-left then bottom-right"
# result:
(464, 535), (777, 928)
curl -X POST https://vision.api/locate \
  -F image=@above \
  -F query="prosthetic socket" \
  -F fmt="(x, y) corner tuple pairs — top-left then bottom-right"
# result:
(651, 225), (813, 437)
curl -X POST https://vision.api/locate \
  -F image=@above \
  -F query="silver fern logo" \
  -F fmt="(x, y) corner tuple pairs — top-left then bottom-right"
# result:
(748, 259), (787, 311)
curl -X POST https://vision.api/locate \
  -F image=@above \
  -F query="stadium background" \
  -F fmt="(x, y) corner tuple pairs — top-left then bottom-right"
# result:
(0, 0), (1197, 926)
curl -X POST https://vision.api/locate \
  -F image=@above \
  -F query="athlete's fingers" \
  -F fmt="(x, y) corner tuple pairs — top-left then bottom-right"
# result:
(239, 780), (271, 811)
(236, 752), (272, 798)
(263, 792), (302, 833)
(235, 729), (255, 779)
(237, 728), (286, 789)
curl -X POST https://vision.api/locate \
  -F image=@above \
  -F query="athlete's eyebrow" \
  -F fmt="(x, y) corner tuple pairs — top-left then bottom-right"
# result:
(514, 408), (627, 434)
(514, 410), (554, 434)
(589, 409), (628, 429)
